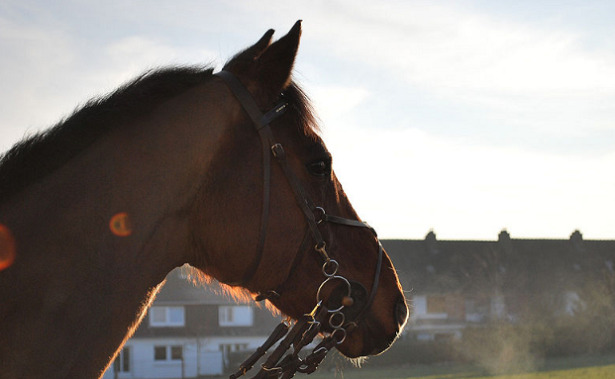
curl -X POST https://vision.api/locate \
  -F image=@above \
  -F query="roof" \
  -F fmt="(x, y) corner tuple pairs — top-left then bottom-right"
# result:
(382, 230), (615, 295)
(154, 267), (243, 306)
(152, 230), (615, 301)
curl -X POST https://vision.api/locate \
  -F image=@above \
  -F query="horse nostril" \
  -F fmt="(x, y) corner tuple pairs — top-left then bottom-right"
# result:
(395, 298), (408, 327)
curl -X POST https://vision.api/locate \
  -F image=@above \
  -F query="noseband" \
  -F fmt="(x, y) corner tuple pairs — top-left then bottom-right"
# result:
(216, 71), (383, 378)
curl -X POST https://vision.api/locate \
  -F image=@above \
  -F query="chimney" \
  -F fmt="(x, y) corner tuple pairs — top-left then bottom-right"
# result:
(570, 230), (585, 252)
(425, 230), (438, 254)
(498, 229), (512, 254)
(498, 229), (511, 242)
(425, 230), (436, 243)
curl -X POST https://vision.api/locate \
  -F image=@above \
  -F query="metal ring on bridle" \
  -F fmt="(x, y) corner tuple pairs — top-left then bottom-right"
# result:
(329, 311), (345, 329)
(331, 328), (347, 344)
(321, 259), (338, 277)
(316, 275), (351, 313)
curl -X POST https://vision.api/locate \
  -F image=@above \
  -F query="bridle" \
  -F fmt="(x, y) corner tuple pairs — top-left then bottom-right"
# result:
(215, 71), (384, 378)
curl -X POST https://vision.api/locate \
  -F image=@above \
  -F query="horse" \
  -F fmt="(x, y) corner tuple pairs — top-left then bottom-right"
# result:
(0, 21), (408, 378)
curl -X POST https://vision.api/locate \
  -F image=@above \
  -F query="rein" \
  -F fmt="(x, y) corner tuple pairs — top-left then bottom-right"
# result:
(215, 71), (384, 378)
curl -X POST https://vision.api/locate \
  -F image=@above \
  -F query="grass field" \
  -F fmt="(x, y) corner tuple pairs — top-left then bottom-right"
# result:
(300, 354), (615, 379)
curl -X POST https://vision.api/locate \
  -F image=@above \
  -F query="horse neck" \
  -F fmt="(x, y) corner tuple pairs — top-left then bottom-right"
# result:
(0, 81), (231, 377)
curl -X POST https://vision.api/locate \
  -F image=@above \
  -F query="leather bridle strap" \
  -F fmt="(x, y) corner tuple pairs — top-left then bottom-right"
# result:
(215, 71), (288, 130)
(216, 71), (328, 284)
(215, 71), (288, 285)
(270, 143), (328, 260)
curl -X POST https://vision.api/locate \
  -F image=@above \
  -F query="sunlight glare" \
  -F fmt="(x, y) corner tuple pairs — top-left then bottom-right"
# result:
(109, 212), (133, 237)
(0, 223), (16, 271)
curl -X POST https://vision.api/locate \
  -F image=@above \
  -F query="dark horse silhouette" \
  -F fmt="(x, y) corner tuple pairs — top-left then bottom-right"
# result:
(0, 21), (408, 378)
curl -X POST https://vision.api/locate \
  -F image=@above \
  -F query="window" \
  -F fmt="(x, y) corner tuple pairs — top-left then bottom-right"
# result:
(219, 343), (249, 354)
(427, 296), (446, 313)
(414, 295), (447, 320)
(154, 346), (167, 361)
(219, 306), (253, 326)
(171, 345), (183, 360)
(114, 347), (130, 373)
(219, 307), (233, 324)
(154, 345), (183, 361)
(149, 306), (185, 327)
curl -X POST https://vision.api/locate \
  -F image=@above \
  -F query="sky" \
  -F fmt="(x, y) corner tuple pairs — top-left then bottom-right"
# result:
(1, 0), (614, 241)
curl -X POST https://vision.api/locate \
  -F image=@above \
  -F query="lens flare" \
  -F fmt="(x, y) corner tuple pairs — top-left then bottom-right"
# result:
(109, 212), (132, 237)
(0, 224), (16, 271)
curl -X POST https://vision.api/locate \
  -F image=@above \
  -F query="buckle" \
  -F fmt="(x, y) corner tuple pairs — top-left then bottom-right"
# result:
(271, 143), (286, 159)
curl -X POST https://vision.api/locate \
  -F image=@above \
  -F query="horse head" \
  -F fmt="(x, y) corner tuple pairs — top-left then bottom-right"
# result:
(189, 21), (408, 359)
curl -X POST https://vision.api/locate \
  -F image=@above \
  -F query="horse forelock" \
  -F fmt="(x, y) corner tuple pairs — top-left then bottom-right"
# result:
(283, 81), (321, 141)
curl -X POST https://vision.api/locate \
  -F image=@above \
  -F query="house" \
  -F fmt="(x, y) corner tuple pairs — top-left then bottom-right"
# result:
(383, 230), (615, 344)
(102, 267), (281, 379)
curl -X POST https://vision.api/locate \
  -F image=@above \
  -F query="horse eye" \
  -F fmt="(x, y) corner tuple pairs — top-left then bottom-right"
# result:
(307, 160), (330, 177)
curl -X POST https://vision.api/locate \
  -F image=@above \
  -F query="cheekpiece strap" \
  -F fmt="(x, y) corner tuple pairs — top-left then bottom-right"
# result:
(214, 70), (288, 287)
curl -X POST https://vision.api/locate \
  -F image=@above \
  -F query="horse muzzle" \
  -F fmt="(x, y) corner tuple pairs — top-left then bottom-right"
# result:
(337, 294), (409, 358)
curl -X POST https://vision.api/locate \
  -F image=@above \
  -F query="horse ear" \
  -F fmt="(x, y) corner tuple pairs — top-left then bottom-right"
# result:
(223, 29), (275, 71)
(255, 20), (302, 93)
(240, 29), (275, 61)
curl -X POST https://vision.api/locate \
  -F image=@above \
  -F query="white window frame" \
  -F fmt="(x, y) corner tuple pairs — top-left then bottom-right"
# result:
(219, 343), (249, 353)
(153, 345), (183, 362)
(149, 306), (185, 327)
(219, 305), (253, 326)
(114, 346), (131, 373)
(413, 295), (447, 320)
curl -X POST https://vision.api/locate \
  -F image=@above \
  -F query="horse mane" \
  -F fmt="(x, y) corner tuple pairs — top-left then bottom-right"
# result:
(0, 66), (214, 200)
(0, 66), (318, 201)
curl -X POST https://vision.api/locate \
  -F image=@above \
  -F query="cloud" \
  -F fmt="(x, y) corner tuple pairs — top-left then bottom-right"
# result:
(0, 16), (217, 152)
(291, 1), (615, 140)
(0, 16), (78, 147)
(95, 36), (218, 92)
(302, 1), (615, 93)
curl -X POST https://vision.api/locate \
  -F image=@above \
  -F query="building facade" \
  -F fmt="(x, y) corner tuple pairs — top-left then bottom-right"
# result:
(102, 268), (281, 378)
(384, 230), (615, 344)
